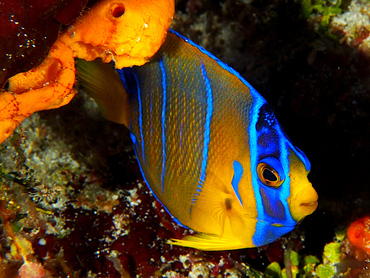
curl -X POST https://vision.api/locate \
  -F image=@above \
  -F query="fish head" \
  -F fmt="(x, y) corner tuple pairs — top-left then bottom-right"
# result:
(248, 101), (318, 246)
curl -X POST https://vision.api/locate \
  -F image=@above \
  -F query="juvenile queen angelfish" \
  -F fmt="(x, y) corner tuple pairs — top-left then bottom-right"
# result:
(76, 29), (318, 251)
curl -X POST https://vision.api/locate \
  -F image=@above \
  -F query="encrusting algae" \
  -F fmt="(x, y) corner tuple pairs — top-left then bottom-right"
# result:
(0, 0), (174, 144)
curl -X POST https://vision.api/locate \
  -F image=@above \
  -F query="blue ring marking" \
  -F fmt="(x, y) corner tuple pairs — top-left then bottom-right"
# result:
(231, 160), (244, 206)
(159, 58), (167, 194)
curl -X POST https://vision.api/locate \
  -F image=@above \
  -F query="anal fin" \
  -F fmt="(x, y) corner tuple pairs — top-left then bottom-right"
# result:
(168, 233), (246, 251)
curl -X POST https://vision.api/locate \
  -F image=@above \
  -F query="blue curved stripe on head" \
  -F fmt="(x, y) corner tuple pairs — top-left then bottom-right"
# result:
(248, 99), (266, 222)
(294, 146), (311, 171)
(159, 58), (167, 194)
(231, 160), (244, 206)
(274, 125), (296, 225)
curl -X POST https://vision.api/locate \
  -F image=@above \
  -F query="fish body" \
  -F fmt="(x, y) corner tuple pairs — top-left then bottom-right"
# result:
(77, 29), (318, 250)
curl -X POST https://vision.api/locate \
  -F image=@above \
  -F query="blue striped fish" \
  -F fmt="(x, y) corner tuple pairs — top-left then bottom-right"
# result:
(76, 29), (318, 251)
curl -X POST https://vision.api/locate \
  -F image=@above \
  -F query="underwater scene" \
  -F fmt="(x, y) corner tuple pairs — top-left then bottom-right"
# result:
(0, 0), (370, 277)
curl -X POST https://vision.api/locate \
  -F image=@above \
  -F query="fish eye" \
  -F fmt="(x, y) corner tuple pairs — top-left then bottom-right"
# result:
(257, 157), (285, 187)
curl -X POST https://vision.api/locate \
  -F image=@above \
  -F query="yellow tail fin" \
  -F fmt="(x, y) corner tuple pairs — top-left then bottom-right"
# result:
(76, 58), (130, 127)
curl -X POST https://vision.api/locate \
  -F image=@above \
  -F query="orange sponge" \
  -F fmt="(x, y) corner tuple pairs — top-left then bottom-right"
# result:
(0, 0), (174, 143)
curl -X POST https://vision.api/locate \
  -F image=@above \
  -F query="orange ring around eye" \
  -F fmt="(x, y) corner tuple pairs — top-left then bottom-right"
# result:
(257, 162), (284, 187)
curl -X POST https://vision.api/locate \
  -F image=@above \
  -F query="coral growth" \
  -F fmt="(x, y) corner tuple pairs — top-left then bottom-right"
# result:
(346, 216), (370, 260)
(0, 0), (174, 144)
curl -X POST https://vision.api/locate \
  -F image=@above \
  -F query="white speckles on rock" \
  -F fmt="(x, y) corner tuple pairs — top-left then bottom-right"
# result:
(112, 213), (130, 238)
(126, 187), (141, 206)
(331, 0), (370, 48)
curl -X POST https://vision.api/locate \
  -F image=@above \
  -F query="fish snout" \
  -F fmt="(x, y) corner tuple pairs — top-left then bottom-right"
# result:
(289, 185), (318, 222)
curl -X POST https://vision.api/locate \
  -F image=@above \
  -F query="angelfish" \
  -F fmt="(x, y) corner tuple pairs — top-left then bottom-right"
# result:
(76, 29), (318, 251)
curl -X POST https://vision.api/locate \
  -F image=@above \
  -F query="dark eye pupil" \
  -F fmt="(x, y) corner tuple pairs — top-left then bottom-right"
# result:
(263, 169), (277, 182)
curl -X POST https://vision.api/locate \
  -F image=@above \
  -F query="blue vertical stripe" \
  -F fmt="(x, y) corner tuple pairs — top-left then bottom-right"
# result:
(134, 73), (145, 163)
(199, 63), (213, 185)
(159, 58), (167, 194)
(190, 63), (214, 210)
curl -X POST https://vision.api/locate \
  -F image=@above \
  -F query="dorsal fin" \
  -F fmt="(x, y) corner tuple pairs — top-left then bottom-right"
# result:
(76, 58), (130, 127)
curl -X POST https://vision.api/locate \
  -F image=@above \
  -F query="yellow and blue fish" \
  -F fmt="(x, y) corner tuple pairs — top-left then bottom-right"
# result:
(76, 29), (318, 251)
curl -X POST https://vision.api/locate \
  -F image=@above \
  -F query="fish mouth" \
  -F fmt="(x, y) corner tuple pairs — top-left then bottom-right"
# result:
(300, 200), (319, 209)
(300, 200), (318, 207)
(299, 200), (318, 215)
